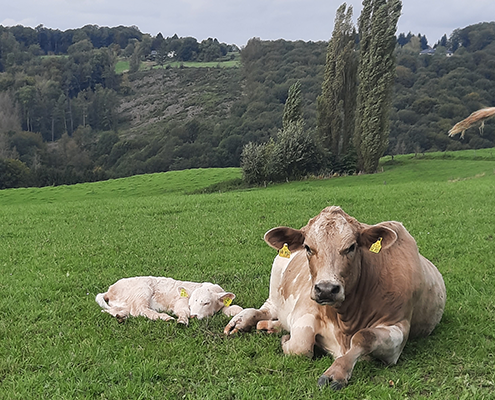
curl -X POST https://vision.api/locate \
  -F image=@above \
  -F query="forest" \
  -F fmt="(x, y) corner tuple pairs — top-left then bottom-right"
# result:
(0, 22), (495, 188)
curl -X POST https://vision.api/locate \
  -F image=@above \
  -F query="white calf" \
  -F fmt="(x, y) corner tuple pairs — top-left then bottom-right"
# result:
(96, 276), (242, 325)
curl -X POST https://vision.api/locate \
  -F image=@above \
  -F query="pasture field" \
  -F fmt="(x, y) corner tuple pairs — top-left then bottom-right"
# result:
(115, 59), (240, 74)
(1, 151), (495, 399)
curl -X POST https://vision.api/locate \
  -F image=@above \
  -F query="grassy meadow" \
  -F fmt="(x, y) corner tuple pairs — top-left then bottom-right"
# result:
(1, 150), (495, 399)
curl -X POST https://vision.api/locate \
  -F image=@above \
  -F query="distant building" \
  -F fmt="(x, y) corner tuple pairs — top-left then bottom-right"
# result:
(419, 48), (436, 56)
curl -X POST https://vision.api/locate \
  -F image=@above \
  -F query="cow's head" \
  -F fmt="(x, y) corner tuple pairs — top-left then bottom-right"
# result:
(179, 283), (236, 319)
(264, 206), (397, 307)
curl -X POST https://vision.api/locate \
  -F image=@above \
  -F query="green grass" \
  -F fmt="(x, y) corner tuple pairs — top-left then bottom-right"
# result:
(156, 60), (241, 69)
(115, 60), (130, 74)
(1, 150), (495, 398)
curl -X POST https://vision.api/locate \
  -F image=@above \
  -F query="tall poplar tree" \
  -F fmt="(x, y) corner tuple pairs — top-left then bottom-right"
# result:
(354, 0), (402, 173)
(317, 4), (358, 161)
(283, 80), (303, 130)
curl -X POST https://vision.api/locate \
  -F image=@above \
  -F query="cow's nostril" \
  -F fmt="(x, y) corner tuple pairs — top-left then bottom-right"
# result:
(330, 285), (341, 295)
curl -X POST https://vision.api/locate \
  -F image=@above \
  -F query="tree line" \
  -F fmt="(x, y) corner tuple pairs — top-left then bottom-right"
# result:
(1, 17), (495, 189)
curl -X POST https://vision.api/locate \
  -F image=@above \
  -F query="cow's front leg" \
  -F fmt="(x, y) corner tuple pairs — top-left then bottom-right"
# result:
(224, 306), (274, 335)
(318, 323), (408, 390)
(280, 313), (317, 358)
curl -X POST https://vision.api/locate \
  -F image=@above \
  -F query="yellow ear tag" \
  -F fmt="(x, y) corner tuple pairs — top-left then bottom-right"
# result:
(370, 237), (383, 254)
(223, 297), (233, 307)
(279, 243), (291, 258)
(180, 288), (188, 298)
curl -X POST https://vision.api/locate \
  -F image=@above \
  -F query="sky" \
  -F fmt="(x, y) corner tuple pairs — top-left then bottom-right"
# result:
(2, 0), (495, 47)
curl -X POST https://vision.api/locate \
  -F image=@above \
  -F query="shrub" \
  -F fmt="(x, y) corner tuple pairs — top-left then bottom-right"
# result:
(240, 139), (275, 185)
(271, 122), (326, 181)
(241, 122), (327, 185)
(0, 158), (31, 189)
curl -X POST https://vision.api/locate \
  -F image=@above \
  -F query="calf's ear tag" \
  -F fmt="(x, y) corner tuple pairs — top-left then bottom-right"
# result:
(279, 243), (291, 258)
(223, 297), (233, 307)
(180, 288), (188, 298)
(370, 237), (383, 254)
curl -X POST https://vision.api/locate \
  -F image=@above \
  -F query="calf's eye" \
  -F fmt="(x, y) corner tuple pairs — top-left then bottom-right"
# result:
(347, 243), (356, 254)
(304, 244), (313, 256)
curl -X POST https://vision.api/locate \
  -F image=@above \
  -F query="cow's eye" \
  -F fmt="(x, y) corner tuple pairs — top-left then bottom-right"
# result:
(304, 244), (313, 256)
(346, 243), (357, 254)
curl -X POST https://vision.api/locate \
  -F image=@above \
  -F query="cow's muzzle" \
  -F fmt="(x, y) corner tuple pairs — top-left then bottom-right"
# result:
(313, 281), (344, 305)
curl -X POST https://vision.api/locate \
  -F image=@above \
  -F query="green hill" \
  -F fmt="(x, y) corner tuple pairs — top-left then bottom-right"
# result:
(1, 151), (494, 398)
(1, 22), (495, 188)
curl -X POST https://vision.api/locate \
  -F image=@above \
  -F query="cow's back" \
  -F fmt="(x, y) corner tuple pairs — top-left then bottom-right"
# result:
(409, 255), (446, 337)
(361, 221), (446, 338)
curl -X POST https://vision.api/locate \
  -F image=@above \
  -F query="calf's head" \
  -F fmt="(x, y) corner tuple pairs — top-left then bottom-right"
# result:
(179, 283), (235, 319)
(264, 207), (397, 307)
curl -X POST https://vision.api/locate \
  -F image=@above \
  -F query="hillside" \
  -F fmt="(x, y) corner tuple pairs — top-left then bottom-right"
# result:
(119, 67), (242, 139)
(1, 23), (495, 188)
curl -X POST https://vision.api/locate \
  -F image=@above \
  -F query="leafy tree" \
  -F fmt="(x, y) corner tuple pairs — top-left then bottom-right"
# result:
(0, 158), (31, 188)
(317, 3), (358, 162)
(355, 0), (402, 173)
(16, 85), (36, 132)
(129, 45), (141, 73)
(0, 91), (21, 134)
(282, 80), (303, 130)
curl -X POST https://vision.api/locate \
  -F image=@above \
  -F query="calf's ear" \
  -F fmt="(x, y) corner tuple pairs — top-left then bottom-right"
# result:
(177, 286), (189, 298)
(264, 227), (305, 251)
(218, 292), (235, 307)
(359, 224), (398, 252)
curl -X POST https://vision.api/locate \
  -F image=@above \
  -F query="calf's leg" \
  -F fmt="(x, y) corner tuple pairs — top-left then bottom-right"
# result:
(224, 306), (274, 335)
(128, 289), (175, 322)
(256, 319), (281, 333)
(318, 323), (408, 390)
(173, 297), (190, 325)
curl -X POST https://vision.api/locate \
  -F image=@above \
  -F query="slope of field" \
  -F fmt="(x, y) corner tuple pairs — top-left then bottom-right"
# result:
(118, 67), (243, 139)
(0, 150), (494, 399)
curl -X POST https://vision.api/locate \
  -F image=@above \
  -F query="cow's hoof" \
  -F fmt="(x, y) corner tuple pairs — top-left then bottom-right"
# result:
(281, 334), (290, 345)
(116, 315), (126, 324)
(317, 375), (344, 390)
(317, 375), (330, 387)
(177, 319), (189, 326)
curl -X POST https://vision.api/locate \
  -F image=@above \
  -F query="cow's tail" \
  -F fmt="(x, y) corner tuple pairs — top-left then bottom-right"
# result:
(95, 292), (110, 309)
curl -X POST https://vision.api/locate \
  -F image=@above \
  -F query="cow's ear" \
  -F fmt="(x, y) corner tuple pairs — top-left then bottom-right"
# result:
(264, 227), (305, 251)
(359, 224), (398, 252)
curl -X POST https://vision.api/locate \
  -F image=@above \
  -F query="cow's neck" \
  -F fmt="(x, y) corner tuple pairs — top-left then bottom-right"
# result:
(331, 254), (382, 335)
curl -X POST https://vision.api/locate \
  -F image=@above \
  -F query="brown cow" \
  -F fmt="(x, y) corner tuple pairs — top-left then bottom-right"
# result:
(224, 206), (446, 389)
